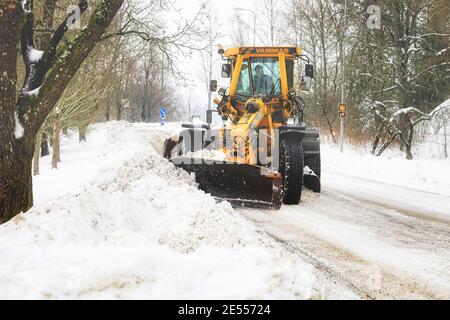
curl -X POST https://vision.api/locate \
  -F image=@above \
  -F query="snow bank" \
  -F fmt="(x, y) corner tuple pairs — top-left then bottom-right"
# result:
(28, 48), (44, 63)
(14, 112), (24, 139)
(0, 122), (318, 300)
(322, 144), (450, 196)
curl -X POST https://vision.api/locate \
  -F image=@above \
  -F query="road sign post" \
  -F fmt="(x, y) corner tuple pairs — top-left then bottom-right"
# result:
(339, 103), (347, 119)
(338, 104), (346, 153)
(160, 108), (167, 126)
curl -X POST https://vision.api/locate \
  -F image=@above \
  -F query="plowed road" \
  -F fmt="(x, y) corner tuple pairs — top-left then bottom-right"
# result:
(239, 171), (450, 299)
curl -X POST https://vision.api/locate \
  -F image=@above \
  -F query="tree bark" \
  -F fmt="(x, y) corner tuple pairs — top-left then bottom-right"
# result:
(41, 132), (50, 156)
(117, 97), (123, 121)
(405, 120), (414, 160)
(35, 0), (57, 50)
(52, 119), (61, 169)
(0, 0), (124, 223)
(376, 133), (399, 157)
(33, 132), (42, 176)
(371, 130), (382, 155)
(79, 126), (87, 143)
(0, 147), (34, 224)
(106, 100), (111, 121)
(0, 1), (33, 223)
(444, 118), (448, 159)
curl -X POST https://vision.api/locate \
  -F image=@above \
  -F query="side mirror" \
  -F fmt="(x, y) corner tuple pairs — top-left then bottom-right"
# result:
(221, 64), (231, 78)
(302, 64), (314, 92)
(210, 80), (218, 92)
(302, 76), (312, 92)
(218, 88), (227, 97)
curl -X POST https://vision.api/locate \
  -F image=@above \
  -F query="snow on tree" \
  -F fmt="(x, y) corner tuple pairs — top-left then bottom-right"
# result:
(0, 0), (124, 224)
(345, 0), (450, 159)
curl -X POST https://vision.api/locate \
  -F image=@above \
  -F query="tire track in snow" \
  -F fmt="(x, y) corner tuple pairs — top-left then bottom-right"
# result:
(239, 188), (450, 300)
(243, 214), (443, 300)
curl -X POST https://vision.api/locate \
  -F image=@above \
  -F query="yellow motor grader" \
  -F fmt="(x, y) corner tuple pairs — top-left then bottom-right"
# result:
(164, 46), (321, 209)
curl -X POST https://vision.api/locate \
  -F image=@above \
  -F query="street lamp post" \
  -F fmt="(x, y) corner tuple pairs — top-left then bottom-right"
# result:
(233, 7), (256, 46)
(329, 5), (348, 153)
(339, 0), (348, 153)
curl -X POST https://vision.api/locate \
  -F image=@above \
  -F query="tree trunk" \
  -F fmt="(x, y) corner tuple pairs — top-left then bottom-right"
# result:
(79, 126), (87, 143)
(1, 0), (124, 223)
(376, 133), (399, 157)
(322, 103), (337, 144)
(0, 1), (34, 223)
(41, 132), (50, 156)
(33, 132), (42, 176)
(405, 123), (414, 160)
(52, 119), (61, 169)
(405, 144), (413, 160)
(35, 0), (57, 50)
(0, 148), (34, 224)
(117, 103), (122, 121)
(443, 118), (448, 159)
(371, 132), (381, 155)
(106, 101), (111, 121)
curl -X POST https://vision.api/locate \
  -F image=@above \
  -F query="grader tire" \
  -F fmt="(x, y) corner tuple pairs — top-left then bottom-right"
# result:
(305, 152), (321, 178)
(280, 137), (304, 205)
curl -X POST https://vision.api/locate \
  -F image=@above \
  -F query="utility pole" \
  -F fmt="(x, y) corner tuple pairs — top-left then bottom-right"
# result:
(339, 0), (348, 153)
(292, 0), (302, 86)
(160, 31), (165, 119)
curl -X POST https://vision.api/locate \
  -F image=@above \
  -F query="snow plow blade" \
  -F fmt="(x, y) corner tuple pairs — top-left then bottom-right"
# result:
(172, 157), (283, 210)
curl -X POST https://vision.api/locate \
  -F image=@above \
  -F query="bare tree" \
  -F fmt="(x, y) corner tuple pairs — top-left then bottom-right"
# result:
(259, 0), (281, 46)
(286, 0), (343, 143)
(231, 14), (251, 46)
(198, 1), (222, 112)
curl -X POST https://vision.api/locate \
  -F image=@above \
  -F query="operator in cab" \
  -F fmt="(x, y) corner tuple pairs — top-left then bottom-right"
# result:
(253, 65), (273, 96)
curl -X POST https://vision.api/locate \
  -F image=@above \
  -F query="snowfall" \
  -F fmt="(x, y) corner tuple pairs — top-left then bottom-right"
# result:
(0, 120), (449, 300)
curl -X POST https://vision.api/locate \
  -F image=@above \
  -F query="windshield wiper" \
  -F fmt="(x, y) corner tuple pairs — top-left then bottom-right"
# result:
(266, 78), (281, 99)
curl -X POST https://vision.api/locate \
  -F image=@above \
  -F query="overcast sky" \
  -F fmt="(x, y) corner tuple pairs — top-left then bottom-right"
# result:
(168, 0), (260, 121)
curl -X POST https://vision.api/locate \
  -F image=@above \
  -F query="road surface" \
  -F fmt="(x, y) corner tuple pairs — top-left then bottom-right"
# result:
(238, 170), (450, 299)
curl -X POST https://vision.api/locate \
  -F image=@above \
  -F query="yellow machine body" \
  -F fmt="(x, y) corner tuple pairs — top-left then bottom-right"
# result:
(164, 46), (320, 209)
(216, 47), (304, 165)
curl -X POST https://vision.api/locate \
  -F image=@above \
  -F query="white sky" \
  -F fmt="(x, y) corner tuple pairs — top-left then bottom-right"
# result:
(167, 0), (261, 121)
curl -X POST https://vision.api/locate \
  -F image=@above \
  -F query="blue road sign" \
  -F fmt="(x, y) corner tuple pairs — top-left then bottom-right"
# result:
(160, 108), (167, 126)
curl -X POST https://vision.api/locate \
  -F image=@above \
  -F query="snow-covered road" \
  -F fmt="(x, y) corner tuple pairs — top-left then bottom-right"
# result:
(239, 173), (450, 299)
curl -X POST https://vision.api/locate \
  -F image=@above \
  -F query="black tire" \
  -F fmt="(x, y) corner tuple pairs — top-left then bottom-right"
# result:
(280, 137), (304, 205)
(304, 152), (321, 178)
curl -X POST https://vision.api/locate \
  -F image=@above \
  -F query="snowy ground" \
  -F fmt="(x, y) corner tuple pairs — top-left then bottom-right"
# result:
(241, 135), (450, 299)
(0, 122), (319, 300)
(322, 145), (450, 196)
(1, 121), (449, 300)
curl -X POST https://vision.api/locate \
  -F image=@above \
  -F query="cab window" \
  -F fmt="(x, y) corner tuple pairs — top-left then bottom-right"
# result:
(235, 59), (252, 99)
(251, 58), (281, 97)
